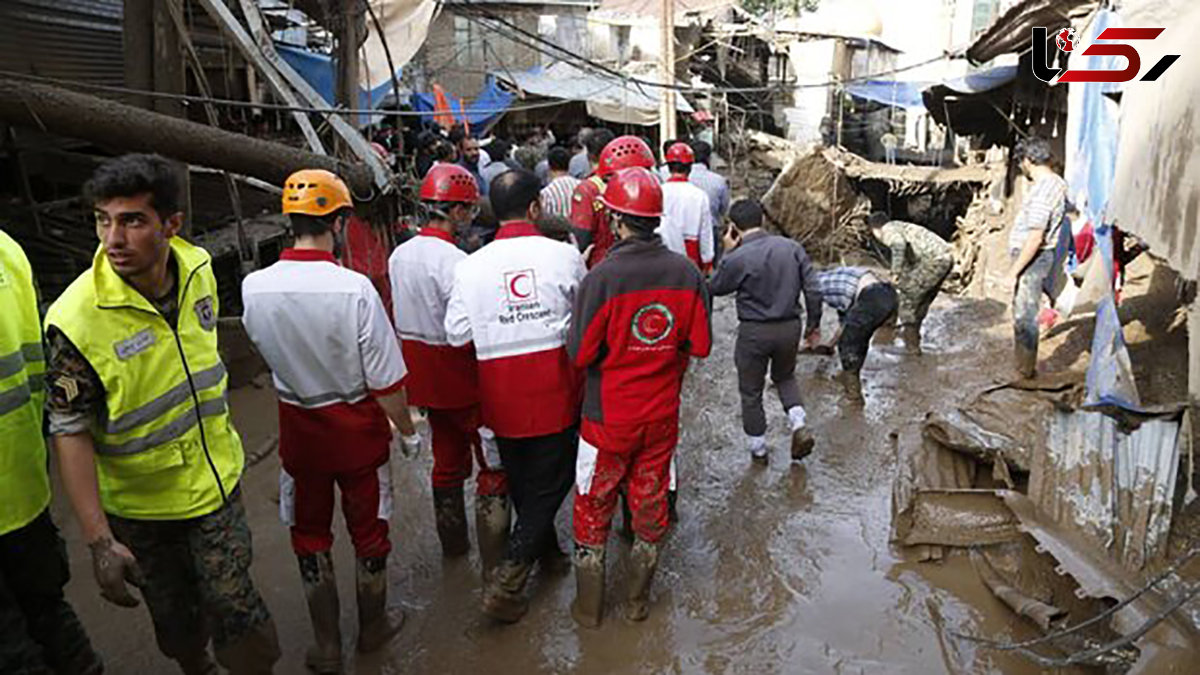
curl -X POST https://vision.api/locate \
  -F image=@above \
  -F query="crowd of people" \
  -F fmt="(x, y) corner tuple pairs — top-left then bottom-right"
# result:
(0, 131), (1069, 674)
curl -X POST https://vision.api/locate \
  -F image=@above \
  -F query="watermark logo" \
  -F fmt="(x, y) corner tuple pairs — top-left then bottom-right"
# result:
(1032, 26), (1179, 84)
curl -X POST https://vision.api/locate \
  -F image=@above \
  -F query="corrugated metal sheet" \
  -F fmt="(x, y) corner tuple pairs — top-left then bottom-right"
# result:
(0, 0), (124, 86)
(1029, 409), (1182, 571)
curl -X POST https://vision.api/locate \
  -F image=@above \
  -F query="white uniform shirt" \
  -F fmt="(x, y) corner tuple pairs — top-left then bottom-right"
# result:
(659, 179), (715, 266)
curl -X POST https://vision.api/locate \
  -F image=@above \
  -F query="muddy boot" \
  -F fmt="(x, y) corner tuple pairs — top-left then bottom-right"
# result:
(619, 494), (634, 542)
(900, 324), (923, 355)
(571, 545), (606, 628)
(481, 559), (532, 623)
(355, 557), (403, 654)
(213, 617), (280, 675)
(475, 494), (511, 582)
(433, 486), (470, 557)
(667, 490), (679, 524)
(297, 552), (342, 674)
(1014, 342), (1037, 380)
(790, 427), (815, 462)
(625, 539), (660, 622)
(747, 435), (768, 465)
(834, 369), (864, 404)
(176, 651), (219, 675)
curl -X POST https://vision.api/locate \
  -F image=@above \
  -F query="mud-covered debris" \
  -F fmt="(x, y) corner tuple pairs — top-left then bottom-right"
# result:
(761, 148), (869, 261)
(971, 549), (1066, 630)
(900, 490), (1022, 548)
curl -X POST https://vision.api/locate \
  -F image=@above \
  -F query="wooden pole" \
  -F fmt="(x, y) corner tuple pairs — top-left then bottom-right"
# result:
(337, 0), (366, 157)
(659, 0), (677, 144)
(123, 0), (154, 110)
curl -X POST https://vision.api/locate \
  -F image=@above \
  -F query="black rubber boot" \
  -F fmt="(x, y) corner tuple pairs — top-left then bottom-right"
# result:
(176, 651), (219, 675)
(834, 369), (864, 404)
(667, 490), (679, 524)
(570, 544), (606, 628)
(432, 486), (469, 557)
(625, 539), (660, 622)
(355, 557), (403, 654)
(298, 552), (342, 674)
(475, 494), (511, 582)
(481, 559), (532, 623)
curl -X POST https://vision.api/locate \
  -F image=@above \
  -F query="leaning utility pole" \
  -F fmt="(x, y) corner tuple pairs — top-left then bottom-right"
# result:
(337, 0), (366, 157)
(659, 0), (677, 143)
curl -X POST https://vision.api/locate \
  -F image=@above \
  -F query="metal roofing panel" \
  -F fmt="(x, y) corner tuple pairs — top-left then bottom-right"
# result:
(0, 0), (124, 87)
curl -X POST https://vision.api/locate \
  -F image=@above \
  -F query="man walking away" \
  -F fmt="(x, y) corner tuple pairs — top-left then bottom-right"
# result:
(540, 147), (582, 220)
(569, 128), (594, 179)
(659, 142), (715, 271)
(1007, 137), (1067, 379)
(688, 140), (730, 228)
(389, 164), (511, 576)
(710, 199), (819, 464)
(568, 167), (712, 628)
(445, 170), (586, 623)
(867, 212), (952, 354)
(812, 266), (899, 403)
(242, 169), (420, 673)
(47, 154), (279, 674)
(1, 230), (103, 675)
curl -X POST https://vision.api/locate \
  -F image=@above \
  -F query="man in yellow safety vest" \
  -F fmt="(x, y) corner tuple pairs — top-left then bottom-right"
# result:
(44, 154), (279, 674)
(1, 229), (103, 673)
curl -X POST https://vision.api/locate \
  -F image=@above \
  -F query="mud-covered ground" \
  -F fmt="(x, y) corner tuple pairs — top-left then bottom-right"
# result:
(52, 289), (1115, 674)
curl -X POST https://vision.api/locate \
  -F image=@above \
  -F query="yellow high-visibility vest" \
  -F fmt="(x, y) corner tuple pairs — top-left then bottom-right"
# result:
(46, 237), (244, 520)
(0, 230), (50, 535)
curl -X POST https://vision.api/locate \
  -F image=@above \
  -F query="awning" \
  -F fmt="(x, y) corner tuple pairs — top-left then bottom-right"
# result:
(845, 65), (1017, 111)
(966, 0), (1098, 64)
(493, 61), (694, 126)
(410, 76), (515, 130)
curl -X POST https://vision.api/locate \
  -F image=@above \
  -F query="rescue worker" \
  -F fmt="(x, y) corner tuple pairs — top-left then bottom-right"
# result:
(445, 170), (586, 623)
(867, 212), (952, 354)
(567, 167), (712, 627)
(1, 230), (103, 674)
(1007, 136), (1067, 378)
(573, 130), (649, 269)
(812, 266), (899, 403)
(659, 142), (715, 271)
(387, 164), (511, 576)
(710, 199), (820, 464)
(46, 154), (279, 674)
(241, 169), (419, 674)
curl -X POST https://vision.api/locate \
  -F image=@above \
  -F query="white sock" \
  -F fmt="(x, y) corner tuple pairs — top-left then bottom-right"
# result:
(746, 434), (767, 454)
(787, 406), (807, 431)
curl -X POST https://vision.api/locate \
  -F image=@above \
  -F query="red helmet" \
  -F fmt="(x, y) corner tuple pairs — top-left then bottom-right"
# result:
(597, 135), (655, 178)
(601, 167), (662, 218)
(664, 142), (695, 164)
(420, 163), (479, 204)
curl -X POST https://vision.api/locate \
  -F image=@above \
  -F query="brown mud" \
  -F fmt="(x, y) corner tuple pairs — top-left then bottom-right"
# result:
(53, 293), (1125, 674)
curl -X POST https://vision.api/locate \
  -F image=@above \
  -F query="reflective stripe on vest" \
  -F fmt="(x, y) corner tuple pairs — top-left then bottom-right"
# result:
(45, 238), (244, 520)
(0, 231), (51, 536)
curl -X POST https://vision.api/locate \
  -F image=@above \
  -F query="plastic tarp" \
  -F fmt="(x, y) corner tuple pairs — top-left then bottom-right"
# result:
(410, 76), (515, 130)
(846, 80), (927, 109)
(939, 65), (1019, 94)
(1064, 10), (1122, 227)
(494, 62), (694, 126)
(361, 0), (437, 91)
(1084, 225), (1142, 411)
(276, 44), (402, 110)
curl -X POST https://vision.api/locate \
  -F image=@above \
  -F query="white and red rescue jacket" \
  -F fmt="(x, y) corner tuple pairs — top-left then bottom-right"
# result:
(242, 249), (407, 474)
(388, 228), (478, 410)
(444, 221), (586, 438)
(659, 178), (715, 270)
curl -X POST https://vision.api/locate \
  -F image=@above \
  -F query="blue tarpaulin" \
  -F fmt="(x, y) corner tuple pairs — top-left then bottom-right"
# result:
(276, 44), (402, 112)
(846, 80), (928, 109)
(940, 65), (1018, 94)
(410, 77), (515, 131)
(1084, 224), (1142, 412)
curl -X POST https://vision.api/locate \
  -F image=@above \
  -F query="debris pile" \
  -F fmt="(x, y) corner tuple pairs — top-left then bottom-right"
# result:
(761, 148), (869, 262)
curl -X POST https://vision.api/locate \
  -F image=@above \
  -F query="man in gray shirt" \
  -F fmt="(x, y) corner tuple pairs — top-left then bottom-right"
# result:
(709, 199), (821, 464)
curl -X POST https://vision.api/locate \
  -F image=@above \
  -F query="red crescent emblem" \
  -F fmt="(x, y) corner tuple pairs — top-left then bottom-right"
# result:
(509, 272), (532, 299)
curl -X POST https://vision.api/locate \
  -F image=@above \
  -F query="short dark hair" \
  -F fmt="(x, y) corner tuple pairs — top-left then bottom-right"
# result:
(867, 211), (889, 228)
(1016, 136), (1053, 165)
(728, 198), (763, 231)
(662, 138), (677, 157)
(616, 212), (659, 237)
(690, 139), (713, 166)
(433, 140), (457, 162)
(490, 169), (542, 221)
(84, 153), (183, 219)
(587, 129), (615, 158)
(488, 139), (512, 162)
(548, 146), (572, 172)
(536, 214), (574, 242)
(288, 211), (346, 238)
(667, 161), (691, 175)
(448, 123), (467, 146)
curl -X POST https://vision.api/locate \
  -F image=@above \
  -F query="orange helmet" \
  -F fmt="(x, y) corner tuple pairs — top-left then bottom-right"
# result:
(282, 169), (353, 216)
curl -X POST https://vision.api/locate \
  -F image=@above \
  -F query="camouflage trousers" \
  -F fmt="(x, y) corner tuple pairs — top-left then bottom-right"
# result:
(109, 487), (277, 666)
(0, 510), (102, 675)
(895, 255), (953, 328)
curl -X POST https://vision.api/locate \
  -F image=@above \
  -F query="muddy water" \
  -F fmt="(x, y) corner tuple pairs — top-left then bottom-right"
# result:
(55, 295), (1069, 674)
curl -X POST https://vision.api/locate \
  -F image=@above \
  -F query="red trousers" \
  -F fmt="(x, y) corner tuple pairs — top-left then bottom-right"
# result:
(281, 461), (392, 558)
(573, 416), (678, 547)
(428, 406), (508, 496)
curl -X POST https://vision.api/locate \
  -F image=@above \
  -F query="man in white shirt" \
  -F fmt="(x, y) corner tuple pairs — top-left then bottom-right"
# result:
(445, 170), (586, 623)
(388, 164), (511, 577)
(659, 142), (715, 272)
(241, 169), (419, 673)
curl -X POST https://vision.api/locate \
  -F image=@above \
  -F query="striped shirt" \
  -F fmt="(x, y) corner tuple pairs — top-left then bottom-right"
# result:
(540, 174), (582, 220)
(1009, 173), (1068, 252)
(815, 267), (869, 314)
